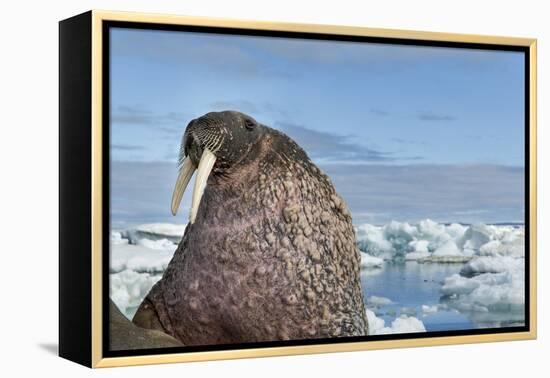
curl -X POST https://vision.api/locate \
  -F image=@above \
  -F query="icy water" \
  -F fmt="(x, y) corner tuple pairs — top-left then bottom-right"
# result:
(361, 261), (476, 332)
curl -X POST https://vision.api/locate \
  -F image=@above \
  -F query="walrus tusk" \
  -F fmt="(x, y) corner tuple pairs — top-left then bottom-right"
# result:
(189, 148), (217, 224)
(171, 156), (196, 216)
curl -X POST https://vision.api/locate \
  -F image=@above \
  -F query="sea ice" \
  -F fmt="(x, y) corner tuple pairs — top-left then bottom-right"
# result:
(355, 219), (524, 266)
(110, 269), (162, 319)
(122, 223), (187, 244)
(134, 223), (187, 237)
(136, 237), (177, 251)
(366, 309), (426, 335)
(441, 274), (480, 296)
(457, 224), (492, 251)
(460, 256), (523, 276)
(405, 251), (430, 261)
(110, 231), (129, 245)
(390, 315), (426, 333)
(433, 240), (461, 257)
(110, 242), (175, 274)
(355, 224), (393, 258)
(356, 219), (525, 326)
(441, 268), (524, 314)
(360, 252), (384, 269)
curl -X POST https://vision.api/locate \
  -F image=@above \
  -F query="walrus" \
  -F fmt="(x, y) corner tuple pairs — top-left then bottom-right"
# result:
(133, 110), (368, 345)
(109, 299), (182, 350)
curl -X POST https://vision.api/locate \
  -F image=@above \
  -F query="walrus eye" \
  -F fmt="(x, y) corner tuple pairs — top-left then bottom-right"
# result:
(244, 118), (255, 130)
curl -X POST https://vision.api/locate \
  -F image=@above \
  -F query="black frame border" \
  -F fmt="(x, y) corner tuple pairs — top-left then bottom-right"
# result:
(59, 11), (93, 367)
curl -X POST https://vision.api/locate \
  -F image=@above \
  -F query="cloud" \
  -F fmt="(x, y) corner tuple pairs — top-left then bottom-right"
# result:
(370, 108), (390, 116)
(111, 27), (520, 85)
(210, 100), (259, 113)
(209, 100), (289, 119)
(321, 163), (524, 224)
(370, 108), (456, 123)
(275, 121), (393, 163)
(111, 161), (179, 228)
(245, 36), (503, 68)
(417, 112), (456, 121)
(111, 29), (296, 79)
(110, 105), (426, 164)
(391, 138), (428, 146)
(116, 105), (151, 114)
(159, 127), (182, 135)
(111, 105), (189, 127)
(110, 161), (525, 227)
(112, 144), (146, 151)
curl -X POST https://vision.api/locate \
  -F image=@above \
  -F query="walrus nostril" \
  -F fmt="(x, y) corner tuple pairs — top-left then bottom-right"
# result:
(184, 133), (194, 156)
(244, 118), (256, 130)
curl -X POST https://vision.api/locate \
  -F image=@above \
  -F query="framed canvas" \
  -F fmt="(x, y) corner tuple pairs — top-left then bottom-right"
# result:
(59, 10), (537, 368)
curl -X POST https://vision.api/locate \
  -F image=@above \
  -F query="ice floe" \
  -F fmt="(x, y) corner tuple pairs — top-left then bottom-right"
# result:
(366, 309), (426, 335)
(134, 223), (187, 238)
(121, 223), (187, 245)
(360, 252), (384, 269)
(110, 231), (129, 245)
(110, 269), (162, 319)
(110, 241), (175, 274)
(356, 219), (523, 263)
(357, 219), (525, 327)
(441, 268), (524, 314)
(109, 228), (179, 318)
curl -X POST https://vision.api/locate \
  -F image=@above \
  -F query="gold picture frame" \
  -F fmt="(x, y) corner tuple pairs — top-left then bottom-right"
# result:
(59, 9), (537, 368)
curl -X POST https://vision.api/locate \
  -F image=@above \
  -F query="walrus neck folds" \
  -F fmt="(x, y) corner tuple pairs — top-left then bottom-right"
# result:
(209, 131), (271, 188)
(194, 131), (317, 228)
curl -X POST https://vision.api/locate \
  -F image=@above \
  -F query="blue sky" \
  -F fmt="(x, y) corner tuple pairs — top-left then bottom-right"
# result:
(109, 27), (525, 227)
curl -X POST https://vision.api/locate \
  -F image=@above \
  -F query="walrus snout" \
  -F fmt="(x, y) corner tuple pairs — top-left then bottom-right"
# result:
(171, 111), (263, 224)
(184, 116), (225, 162)
(183, 131), (205, 168)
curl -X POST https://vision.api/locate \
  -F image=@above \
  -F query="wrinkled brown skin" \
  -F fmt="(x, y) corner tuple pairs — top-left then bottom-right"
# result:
(133, 121), (368, 345)
(110, 299), (183, 350)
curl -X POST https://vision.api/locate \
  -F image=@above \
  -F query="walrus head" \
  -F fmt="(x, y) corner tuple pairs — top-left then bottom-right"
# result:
(171, 110), (264, 223)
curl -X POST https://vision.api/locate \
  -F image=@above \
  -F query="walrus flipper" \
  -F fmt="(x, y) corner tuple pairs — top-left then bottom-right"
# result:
(132, 296), (165, 331)
(110, 299), (182, 350)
